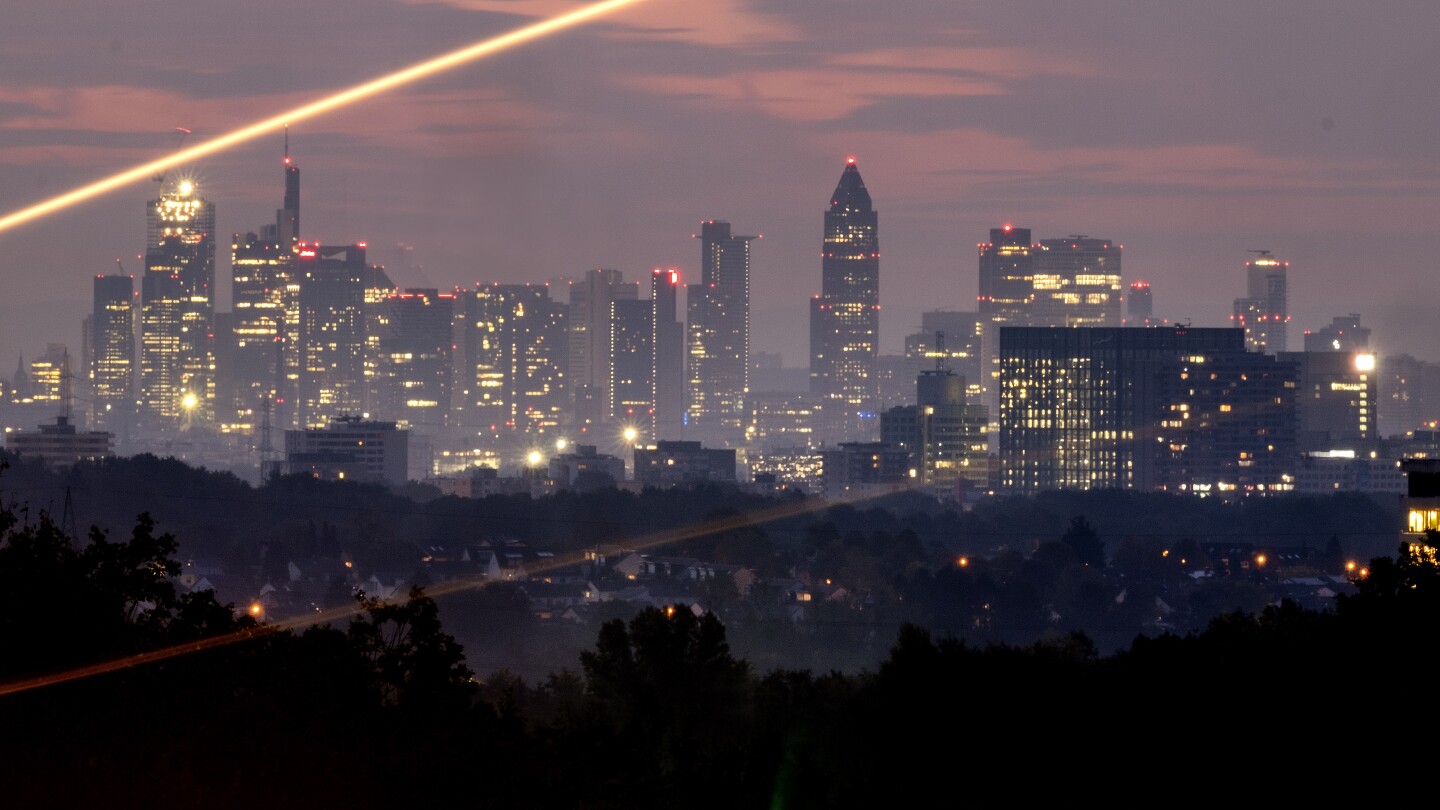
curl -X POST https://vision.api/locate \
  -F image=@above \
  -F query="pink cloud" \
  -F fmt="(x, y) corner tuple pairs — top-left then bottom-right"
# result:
(621, 69), (1004, 122)
(402, 0), (799, 46)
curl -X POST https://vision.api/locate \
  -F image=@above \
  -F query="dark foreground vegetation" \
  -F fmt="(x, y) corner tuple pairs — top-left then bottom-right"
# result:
(0, 481), (1432, 807)
(0, 450), (1404, 677)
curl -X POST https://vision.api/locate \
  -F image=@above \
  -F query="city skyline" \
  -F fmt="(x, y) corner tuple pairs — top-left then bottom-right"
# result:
(4, 1), (1440, 369)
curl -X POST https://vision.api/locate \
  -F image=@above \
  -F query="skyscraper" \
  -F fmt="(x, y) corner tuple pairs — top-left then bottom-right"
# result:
(610, 297), (653, 431)
(91, 274), (135, 431)
(296, 244), (367, 428)
(651, 267), (684, 441)
(229, 145), (302, 431)
(568, 269), (638, 430)
(999, 326), (1293, 493)
(372, 288), (455, 428)
(460, 284), (568, 437)
(1232, 250), (1289, 353)
(1125, 281), (1154, 326)
(809, 158), (879, 440)
(687, 220), (755, 444)
(141, 179), (215, 422)
(977, 224), (1033, 415)
(1031, 236), (1122, 327)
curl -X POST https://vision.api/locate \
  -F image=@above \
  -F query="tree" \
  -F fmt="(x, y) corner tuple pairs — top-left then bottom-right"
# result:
(348, 586), (475, 711)
(1061, 514), (1106, 568)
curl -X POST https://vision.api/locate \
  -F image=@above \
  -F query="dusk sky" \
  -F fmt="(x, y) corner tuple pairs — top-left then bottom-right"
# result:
(3, 0), (1438, 367)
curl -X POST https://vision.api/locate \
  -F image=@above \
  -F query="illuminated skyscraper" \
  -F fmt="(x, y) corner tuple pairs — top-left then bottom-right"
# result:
(296, 244), (367, 428)
(687, 220), (755, 444)
(999, 326), (1295, 494)
(229, 146), (302, 431)
(461, 284), (568, 437)
(91, 274), (135, 430)
(651, 267), (685, 440)
(568, 269), (638, 429)
(372, 288), (454, 427)
(141, 179), (215, 422)
(1232, 250), (1288, 353)
(809, 158), (879, 440)
(977, 224), (1033, 415)
(610, 297), (653, 430)
(1031, 236), (1122, 327)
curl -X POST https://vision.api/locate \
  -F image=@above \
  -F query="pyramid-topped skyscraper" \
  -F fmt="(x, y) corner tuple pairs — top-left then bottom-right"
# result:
(809, 158), (879, 440)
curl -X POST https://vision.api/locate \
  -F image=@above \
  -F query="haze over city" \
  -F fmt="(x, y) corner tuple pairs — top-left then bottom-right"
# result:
(4, 0), (1439, 366)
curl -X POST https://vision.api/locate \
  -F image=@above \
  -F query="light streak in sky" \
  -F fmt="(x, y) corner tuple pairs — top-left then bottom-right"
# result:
(0, 483), (905, 699)
(0, 0), (648, 236)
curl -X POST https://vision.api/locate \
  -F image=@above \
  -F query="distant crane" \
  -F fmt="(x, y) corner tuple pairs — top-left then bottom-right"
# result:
(1247, 249), (1274, 260)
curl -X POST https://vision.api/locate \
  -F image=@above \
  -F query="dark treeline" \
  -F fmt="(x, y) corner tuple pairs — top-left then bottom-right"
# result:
(0, 449), (1399, 570)
(0, 450), (1404, 675)
(0, 489), (1429, 806)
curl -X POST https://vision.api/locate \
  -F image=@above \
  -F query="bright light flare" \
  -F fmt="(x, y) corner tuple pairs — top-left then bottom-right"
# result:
(0, 0), (648, 236)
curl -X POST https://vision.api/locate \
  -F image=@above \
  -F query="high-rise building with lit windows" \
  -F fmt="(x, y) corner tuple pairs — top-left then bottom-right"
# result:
(372, 288), (454, 428)
(809, 158), (879, 440)
(998, 326), (1291, 493)
(229, 146), (302, 431)
(91, 274), (135, 430)
(568, 269), (638, 430)
(461, 284), (568, 437)
(977, 225), (1033, 415)
(1232, 251), (1289, 353)
(1031, 236), (1122, 328)
(296, 244), (367, 428)
(687, 221), (755, 444)
(141, 179), (215, 422)
(1278, 349), (1378, 453)
(610, 297), (653, 430)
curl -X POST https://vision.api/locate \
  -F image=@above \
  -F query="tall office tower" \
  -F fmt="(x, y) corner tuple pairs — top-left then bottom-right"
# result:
(610, 297), (653, 431)
(1153, 351), (1298, 495)
(1303, 314), (1371, 353)
(142, 179), (216, 422)
(229, 146), (302, 430)
(999, 326), (1289, 492)
(687, 220), (755, 445)
(1125, 281), (1154, 326)
(1232, 250), (1289, 353)
(1030, 236), (1123, 327)
(28, 345), (70, 407)
(362, 263), (397, 416)
(902, 311), (985, 404)
(1278, 350), (1378, 453)
(651, 267), (685, 441)
(372, 288), (454, 427)
(809, 158), (880, 441)
(296, 244), (367, 428)
(977, 224), (1033, 415)
(568, 269), (638, 430)
(461, 284), (568, 437)
(1381, 354), (1440, 436)
(91, 274), (135, 430)
(915, 369), (989, 489)
(230, 230), (293, 428)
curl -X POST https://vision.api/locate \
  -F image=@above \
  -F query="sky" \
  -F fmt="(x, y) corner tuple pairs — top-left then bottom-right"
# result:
(3, 0), (1440, 368)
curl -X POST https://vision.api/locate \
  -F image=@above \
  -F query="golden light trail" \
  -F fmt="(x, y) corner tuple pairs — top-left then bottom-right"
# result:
(0, 484), (910, 698)
(0, 0), (648, 236)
